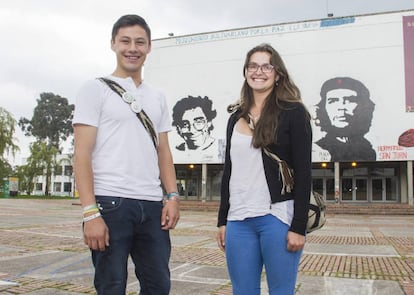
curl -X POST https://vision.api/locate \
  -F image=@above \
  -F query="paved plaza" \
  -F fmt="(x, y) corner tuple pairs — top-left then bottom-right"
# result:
(0, 199), (413, 294)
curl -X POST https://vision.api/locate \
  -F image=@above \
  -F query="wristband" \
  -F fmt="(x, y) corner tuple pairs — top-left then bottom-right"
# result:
(83, 208), (99, 215)
(82, 204), (98, 212)
(166, 192), (179, 199)
(83, 212), (101, 223)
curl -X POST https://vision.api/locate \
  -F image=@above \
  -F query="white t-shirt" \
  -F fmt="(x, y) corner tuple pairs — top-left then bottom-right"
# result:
(228, 126), (294, 226)
(73, 75), (171, 201)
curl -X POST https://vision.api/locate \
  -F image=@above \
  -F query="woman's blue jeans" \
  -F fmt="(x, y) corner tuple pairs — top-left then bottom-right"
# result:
(91, 196), (171, 295)
(225, 214), (302, 295)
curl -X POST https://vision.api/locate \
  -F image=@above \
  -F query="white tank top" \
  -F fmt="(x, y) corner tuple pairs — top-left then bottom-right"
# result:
(228, 124), (294, 225)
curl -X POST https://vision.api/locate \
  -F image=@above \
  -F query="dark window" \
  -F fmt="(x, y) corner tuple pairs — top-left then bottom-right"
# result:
(63, 182), (72, 192)
(35, 183), (43, 191)
(55, 166), (63, 175)
(64, 165), (73, 176)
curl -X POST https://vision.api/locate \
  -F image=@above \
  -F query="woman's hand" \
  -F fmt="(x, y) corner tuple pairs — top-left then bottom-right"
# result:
(216, 226), (226, 251)
(286, 231), (305, 252)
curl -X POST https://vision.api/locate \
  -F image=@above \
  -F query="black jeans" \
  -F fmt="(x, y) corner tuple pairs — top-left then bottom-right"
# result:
(92, 196), (171, 295)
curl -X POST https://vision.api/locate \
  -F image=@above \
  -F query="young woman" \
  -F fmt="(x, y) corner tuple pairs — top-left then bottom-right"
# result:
(216, 43), (312, 295)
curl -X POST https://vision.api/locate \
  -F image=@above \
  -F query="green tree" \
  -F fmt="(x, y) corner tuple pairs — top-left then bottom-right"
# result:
(0, 107), (19, 189)
(19, 92), (74, 149)
(15, 164), (37, 196)
(18, 93), (74, 196)
(24, 141), (59, 196)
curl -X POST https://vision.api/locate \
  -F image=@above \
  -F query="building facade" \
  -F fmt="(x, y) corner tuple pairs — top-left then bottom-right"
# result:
(32, 154), (74, 197)
(144, 10), (414, 205)
(32, 11), (414, 204)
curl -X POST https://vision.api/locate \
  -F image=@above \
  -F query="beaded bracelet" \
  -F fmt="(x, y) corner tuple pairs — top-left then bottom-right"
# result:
(83, 212), (101, 223)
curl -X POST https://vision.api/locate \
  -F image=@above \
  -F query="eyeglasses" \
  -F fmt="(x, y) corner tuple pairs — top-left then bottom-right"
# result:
(177, 118), (207, 131)
(246, 63), (274, 73)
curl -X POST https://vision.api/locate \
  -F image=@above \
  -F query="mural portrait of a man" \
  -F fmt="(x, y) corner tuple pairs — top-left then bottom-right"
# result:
(315, 77), (376, 161)
(172, 95), (217, 151)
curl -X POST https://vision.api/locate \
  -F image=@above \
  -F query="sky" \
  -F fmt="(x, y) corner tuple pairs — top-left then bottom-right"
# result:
(1, 0), (414, 165)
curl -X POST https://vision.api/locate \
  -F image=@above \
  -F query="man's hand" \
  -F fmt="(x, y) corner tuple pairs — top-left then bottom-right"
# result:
(83, 217), (109, 251)
(161, 200), (180, 230)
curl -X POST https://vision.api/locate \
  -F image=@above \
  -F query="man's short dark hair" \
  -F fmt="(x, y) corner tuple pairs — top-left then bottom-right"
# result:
(112, 14), (151, 43)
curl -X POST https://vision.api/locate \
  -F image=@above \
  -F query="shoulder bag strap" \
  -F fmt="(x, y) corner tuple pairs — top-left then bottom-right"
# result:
(263, 147), (295, 194)
(97, 77), (158, 149)
(247, 114), (294, 194)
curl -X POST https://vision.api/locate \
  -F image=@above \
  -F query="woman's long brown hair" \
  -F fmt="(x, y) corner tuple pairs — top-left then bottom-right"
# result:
(237, 43), (305, 148)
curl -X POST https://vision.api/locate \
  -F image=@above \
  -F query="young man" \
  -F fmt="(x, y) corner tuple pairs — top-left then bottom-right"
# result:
(73, 15), (179, 295)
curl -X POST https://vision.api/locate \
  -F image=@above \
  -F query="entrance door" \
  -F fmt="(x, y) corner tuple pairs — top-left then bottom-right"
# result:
(312, 177), (335, 201)
(372, 177), (384, 201)
(372, 177), (398, 202)
(355, 177), (368, 201)
(341, 177), (368, 201)
(385, 177), (398, 201)
(341, 178), (353, 201)
(312, 178), (323, 195)
(176, 165), (201, 200)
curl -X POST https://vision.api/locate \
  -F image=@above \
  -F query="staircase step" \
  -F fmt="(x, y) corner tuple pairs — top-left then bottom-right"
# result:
(179, 201), (414, 215)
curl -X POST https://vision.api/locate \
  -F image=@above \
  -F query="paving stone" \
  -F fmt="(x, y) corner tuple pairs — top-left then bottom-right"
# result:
(296, 275), (405, 295)
(24, 289), (89, 295)
(1, 199), (413, 294)
(304, 243), (399, 256)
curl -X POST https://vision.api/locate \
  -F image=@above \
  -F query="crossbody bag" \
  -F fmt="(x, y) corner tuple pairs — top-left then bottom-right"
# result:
(98, 77), (158, 149)
(246, 113), (326, 233)
(263, 147), (326, 233)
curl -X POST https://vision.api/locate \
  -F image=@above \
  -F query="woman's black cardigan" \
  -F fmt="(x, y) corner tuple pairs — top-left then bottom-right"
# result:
(217, 102), (312, 236)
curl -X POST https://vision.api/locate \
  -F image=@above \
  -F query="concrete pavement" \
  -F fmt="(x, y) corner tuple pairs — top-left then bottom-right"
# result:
(0, 199), (413, 294)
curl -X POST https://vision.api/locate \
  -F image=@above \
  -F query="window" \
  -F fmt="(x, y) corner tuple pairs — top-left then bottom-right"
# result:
(64, 165), (73, 176)
(53, 182), (62, 192)
(55, 166), (63, 175)
(35, 183), (43, 191)
(63, 182), (72, 192)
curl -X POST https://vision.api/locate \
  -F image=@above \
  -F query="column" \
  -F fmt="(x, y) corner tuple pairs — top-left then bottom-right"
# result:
(201, 164), (207, 202)
(334, 162), (340, 203)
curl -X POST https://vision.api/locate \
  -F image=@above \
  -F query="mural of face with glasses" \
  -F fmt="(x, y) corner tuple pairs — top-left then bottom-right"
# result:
(172, 95), (217, 151)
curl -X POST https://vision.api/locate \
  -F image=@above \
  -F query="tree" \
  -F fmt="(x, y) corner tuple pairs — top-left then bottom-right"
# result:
(24, 141), (59, 196)
(18, 93), (74, 196)
(15, 164), (37, 196)
(0, 107), (19, 188)
(19, 92), (74, 149)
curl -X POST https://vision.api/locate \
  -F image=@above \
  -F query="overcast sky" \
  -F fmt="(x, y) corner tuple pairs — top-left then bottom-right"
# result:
(1, 0), (414, 164)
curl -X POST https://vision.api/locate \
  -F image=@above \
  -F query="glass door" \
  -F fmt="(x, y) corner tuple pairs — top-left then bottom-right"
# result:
(355, 178), (368, 201)
(326, 178), (335, 201)
(312, 178), (323, 195)
(372, 177), (398, 202)
(341, 178), (353, 201)
(372, 177), (384, 201)
(341, 177), (368, 201)
(385, 177), (398, 201)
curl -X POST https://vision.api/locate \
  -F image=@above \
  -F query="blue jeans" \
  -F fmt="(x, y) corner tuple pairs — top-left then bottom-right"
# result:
(91, 196), (171, 295)
(225, 214), (302, 295)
